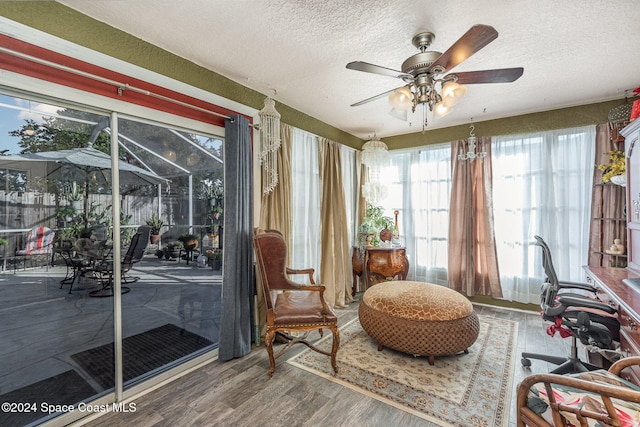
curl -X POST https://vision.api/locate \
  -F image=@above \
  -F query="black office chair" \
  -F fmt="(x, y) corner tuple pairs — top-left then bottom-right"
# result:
(521, 235), (620, 374)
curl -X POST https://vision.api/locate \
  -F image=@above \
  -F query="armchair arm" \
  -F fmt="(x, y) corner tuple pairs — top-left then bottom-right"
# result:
(517, 371), (640, 427)
(286, 267), (316, 284)
(609, 356), (640, 376)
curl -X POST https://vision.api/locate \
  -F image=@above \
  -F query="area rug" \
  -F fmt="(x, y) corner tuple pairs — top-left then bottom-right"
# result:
(0, 370), (96, 426)
(71, 323), (213, 389)
(287, 315), (518, 427)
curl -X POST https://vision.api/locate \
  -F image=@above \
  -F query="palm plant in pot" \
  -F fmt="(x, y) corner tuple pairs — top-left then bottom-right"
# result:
(145, 213), (164, 244)
(66, 181), (84, 210)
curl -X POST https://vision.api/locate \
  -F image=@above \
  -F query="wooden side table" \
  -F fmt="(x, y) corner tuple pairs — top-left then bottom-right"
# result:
(352, 246), (409, 295)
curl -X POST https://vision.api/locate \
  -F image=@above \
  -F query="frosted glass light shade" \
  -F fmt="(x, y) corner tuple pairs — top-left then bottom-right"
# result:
(433, 101), (452, 119)
(388, 86), (413, 112)
(361, 137), (389, 167)
(441, 81), (468, 107)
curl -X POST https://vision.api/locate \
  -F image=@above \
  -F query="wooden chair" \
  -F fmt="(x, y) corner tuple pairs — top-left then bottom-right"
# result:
(517, 356), (640, 426)
(253, 228), (340, 377)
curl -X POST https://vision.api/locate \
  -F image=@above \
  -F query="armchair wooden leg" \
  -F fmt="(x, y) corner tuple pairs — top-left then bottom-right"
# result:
(265, 329), (277, 377)
(330, 325), (340, 375)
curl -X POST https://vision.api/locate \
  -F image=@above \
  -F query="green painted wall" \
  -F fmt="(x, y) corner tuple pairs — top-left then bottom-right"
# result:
(384, 99), (634, 149)
(0, 2), (634, 154)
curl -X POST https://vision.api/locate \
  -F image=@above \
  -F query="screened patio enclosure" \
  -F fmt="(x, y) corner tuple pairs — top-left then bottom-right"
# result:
(0, 93), (225, 427)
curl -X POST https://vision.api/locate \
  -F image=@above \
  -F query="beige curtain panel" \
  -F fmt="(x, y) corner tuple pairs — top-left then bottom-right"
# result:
(318, 138), (352, 308)
(256, 123), (293, 336)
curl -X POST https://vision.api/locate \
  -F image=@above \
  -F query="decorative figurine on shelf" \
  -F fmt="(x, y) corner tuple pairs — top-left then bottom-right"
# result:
(605, 238), (625, 255)
(392, 210), (402, 247)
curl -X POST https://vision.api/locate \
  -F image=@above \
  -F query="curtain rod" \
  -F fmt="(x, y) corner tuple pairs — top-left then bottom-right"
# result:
(0, 45), (258, 127)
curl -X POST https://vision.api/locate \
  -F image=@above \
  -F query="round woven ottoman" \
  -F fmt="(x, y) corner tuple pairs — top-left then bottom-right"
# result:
(358, 280), (479, 364)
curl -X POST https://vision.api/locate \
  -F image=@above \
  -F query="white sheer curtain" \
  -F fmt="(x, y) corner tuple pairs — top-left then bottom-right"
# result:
(492, 126), (596, 303)
(382, 143), (452, 285)
(341, 146), (359, 248)
(290, 128), (321, 282)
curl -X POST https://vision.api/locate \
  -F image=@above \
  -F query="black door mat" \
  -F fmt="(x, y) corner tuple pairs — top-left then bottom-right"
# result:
(0, 370), (96, 426)
(71, 323), (213, 390)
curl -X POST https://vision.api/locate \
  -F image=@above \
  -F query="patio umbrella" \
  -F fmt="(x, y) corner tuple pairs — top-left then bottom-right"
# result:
(0, 146), (167, 187)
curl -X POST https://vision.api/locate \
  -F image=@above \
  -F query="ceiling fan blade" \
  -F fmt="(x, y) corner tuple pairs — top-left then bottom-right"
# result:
(428, 25), (499, 73)
(346, 61), (413, 80)
(350, 87), (398, 107)
(449, 68), (524, 84)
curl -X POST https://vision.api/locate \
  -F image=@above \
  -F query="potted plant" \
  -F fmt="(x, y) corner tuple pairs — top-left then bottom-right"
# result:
(178, 233), (199, 251)
(358, 204), (394, 248)
(67, 181), (84, 210)
(597, 150), (626, 185)
(203, 178), (224, 206)
(56, 205), (77, 223)
(206, 249), (223, 270)
(163, 242), (181, 259)
(145, 213), (164, 244)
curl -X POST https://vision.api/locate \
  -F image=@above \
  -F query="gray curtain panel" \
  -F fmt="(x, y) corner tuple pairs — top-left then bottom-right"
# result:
(219, 114), (254, 361)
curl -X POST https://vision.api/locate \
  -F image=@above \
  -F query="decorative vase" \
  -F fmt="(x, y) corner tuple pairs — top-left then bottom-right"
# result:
(380, 227), (393, 242)
(610, 175), (627, 187)
(71, 200), (83, 210)
(150, 234), (161, 245)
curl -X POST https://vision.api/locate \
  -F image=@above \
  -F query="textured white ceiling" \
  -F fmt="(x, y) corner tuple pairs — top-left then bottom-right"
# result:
(60, 0), (640, 140)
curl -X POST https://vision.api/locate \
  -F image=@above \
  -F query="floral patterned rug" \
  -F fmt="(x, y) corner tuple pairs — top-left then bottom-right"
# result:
(287, 315), (518, 427)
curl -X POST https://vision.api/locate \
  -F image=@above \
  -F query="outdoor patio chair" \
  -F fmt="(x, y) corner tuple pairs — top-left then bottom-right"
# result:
(14, 226), (55, 271)
(89, 225), (151, 297)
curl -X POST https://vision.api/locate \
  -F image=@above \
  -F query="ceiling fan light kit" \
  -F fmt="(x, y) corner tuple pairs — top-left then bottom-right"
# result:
(347, 25), (523, 132)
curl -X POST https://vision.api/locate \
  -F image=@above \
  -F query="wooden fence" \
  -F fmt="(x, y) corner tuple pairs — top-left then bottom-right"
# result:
(0, 191), (213, 256)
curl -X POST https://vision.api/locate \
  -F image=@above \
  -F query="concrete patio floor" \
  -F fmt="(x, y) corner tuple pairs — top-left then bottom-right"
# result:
(0, 255), (222, 399)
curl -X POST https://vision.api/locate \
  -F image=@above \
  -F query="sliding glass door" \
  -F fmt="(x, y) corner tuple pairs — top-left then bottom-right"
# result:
(0, 92), (222, 426)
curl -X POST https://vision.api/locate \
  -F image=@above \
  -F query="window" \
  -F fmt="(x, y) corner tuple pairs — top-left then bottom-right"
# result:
(492, 126), (596, 303)
(382, 143), (452, 285)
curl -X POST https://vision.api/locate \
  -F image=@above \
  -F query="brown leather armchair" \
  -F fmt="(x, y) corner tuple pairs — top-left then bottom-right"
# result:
(253, 228), (339, 377)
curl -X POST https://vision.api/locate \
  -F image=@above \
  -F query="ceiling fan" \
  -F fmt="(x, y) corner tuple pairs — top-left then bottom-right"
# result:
(346, 25), (524, 129)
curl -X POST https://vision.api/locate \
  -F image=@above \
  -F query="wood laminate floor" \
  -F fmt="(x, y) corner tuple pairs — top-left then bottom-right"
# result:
(78, 298), (584, 427)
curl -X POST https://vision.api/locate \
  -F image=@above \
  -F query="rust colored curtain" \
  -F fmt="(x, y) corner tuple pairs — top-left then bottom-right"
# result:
(448, 137), (502, 297)
(318, 138), (352, 307)
(588, 123), (626, 267)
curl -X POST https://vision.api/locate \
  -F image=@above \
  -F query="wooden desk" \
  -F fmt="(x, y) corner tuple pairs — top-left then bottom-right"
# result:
(352, 246), (409, 295)
(584, 266), (640, 382)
